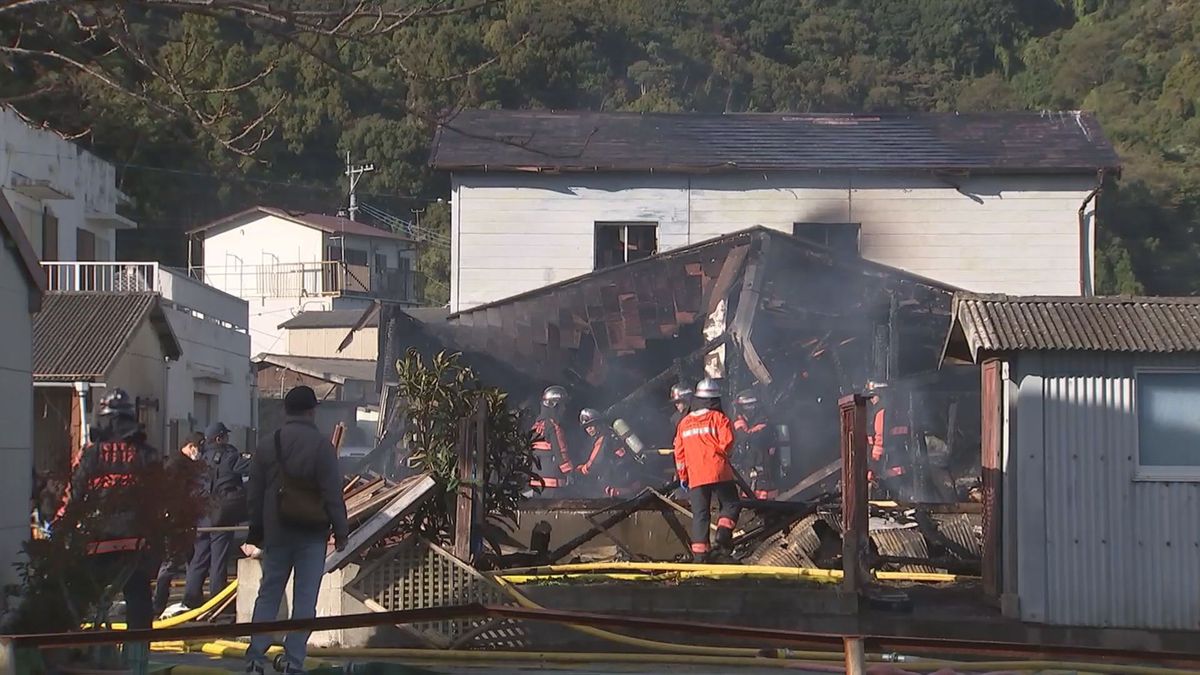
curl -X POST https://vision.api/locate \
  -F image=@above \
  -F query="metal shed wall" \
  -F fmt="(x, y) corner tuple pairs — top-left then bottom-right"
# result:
(1009, 351), (1200, 630)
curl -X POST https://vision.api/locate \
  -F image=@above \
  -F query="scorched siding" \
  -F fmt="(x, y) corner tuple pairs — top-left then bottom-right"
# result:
(450, 171), (1095, 311)
(1010, 352), (1200, 630)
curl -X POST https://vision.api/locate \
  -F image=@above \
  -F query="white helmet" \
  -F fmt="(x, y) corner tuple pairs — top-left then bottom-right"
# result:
(541, 385), (567, 407)
(669, 384), (693, 402)
(694, 377), (722, 400)
(579, 408), (600, 426)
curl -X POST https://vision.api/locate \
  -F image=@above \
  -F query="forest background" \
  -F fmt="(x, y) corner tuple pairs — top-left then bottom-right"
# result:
(3, 0), (1196, 303)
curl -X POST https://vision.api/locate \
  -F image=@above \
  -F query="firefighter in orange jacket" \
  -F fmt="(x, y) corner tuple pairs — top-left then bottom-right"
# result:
(733, 389), (780, 500)
(673, 377), (739, 561)
(577, 408), (640, 497)
(531, 385), (573, 492)
(866, 381), (907, 497)
(66, 389), (162, 631)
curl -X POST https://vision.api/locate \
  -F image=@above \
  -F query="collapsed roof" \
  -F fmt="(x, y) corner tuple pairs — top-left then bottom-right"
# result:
(378, 227), (955, 405)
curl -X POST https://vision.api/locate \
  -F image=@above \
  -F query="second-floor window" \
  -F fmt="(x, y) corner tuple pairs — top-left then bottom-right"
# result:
(327, 246), (369, 266)
(595, 222), (657, 270)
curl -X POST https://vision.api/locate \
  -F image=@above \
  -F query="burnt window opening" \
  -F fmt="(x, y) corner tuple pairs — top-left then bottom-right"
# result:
(595, 222), (658, 270)
(793, 222), (861, 256)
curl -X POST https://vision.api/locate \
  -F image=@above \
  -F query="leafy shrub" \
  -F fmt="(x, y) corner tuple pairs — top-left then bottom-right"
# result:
(395, 349), (538, 544)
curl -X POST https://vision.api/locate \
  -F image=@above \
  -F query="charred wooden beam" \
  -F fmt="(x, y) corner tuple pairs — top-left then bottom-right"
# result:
(602, 335), (727, 418)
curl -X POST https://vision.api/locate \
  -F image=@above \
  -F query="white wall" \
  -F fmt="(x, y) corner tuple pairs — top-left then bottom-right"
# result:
(160, 273), (253, 447)
(450, 171), (1097, 311)
(286, 326), (378, 360)
(0, 246), (34, 597)
(0, 107), (128, 261)
(201, 215), (327, 356)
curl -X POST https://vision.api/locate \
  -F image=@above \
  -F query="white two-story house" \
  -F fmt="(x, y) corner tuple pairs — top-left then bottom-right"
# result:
(3, 105), (253, 452)
(431, 110), (1121, 312)
(1, 106), (133, 261)
(187, 206), (418, 357)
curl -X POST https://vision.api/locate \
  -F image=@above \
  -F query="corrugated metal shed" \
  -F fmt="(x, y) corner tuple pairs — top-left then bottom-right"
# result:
(32, 292), (181, 381)
(945, 294), (1200, 362)
(1011, 352), (1200, 630)
(430, 110), (1120, 174)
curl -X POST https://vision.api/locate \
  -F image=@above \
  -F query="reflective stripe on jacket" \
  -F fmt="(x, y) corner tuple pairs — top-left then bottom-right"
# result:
(673, 408), (735, 488)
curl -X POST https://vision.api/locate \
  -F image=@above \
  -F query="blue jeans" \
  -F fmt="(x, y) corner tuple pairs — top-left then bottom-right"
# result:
(245, 537), (327, 672)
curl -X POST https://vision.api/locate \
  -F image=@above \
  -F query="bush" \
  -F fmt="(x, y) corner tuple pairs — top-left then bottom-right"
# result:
(395, 349), (538, 544)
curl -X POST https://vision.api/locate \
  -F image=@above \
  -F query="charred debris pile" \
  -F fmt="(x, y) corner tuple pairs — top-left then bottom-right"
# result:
(341, 227), (983, 576)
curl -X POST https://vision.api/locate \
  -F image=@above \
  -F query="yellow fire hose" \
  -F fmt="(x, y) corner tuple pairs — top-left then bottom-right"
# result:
(152, 639), (1200, 675)
(492, 561), (973, 584)
(96, 580), (238, 630)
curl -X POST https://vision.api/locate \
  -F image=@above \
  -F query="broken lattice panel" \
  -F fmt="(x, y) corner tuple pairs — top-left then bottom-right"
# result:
(346, 538), (527, 650)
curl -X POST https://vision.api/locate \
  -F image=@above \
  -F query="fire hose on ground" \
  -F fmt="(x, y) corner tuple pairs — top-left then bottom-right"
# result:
(94, 567), (1196, 674)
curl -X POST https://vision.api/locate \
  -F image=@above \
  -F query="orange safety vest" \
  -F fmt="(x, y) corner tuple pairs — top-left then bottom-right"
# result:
(673, 408), (735, 488)
(869, 407), (907, 478)
(531, 417), (573, 487)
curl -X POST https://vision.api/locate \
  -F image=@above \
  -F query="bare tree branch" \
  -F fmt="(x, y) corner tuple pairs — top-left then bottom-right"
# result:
(0, 0), (515, 157)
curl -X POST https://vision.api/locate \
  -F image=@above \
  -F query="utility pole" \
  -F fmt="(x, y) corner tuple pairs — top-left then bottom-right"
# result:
(344, 152), (375, 222)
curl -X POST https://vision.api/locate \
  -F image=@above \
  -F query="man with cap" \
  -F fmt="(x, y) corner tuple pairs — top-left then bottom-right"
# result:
(182, 421), (250, 608)
(673, 377), (740, 561)
(245, 386), (348, 675)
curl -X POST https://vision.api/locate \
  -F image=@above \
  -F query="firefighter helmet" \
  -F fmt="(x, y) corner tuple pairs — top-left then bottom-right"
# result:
(866, 380), (889, 394)
(735, 389), (759, 407)
(541, 385), (567, 408)
(669, 384), (693, 403)
(694, 377), (722, 400)
(579, 408), (601, 427)
(98, 388), (135, 419)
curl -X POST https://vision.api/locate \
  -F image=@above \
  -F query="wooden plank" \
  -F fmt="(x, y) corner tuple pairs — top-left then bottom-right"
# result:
(704, 245), (750, 313)
(981, 357), (1003, 599)
(778, 458), (842, 501)
(453, 406), (476, 562)
(326, 474), (438, 572)
(839, 394), (869, 595)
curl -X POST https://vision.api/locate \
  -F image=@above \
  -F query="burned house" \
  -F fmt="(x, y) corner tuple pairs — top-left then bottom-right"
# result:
(378, 227), (980, 500)
(432, 110), (1120, 312)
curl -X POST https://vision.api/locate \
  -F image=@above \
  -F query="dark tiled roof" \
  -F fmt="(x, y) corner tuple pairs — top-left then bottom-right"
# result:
(33, 293), (182, 380)
(945, 294), (1200, 362)
(252, 354), (377, 384)
(187, 206), (412, 241)
(430, 109), (1120, 174)
(0, 192), (45, 302)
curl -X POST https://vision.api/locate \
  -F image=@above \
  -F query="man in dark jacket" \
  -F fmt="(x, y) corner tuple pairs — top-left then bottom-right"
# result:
(182, 421), (249, 608)
(245, 387), (348, 675)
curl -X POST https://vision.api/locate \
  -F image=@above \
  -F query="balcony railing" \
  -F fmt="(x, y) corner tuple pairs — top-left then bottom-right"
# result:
(41, 262), (248, 331)
(191, 261), (414, 302)
(43, 261), (158, 292)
